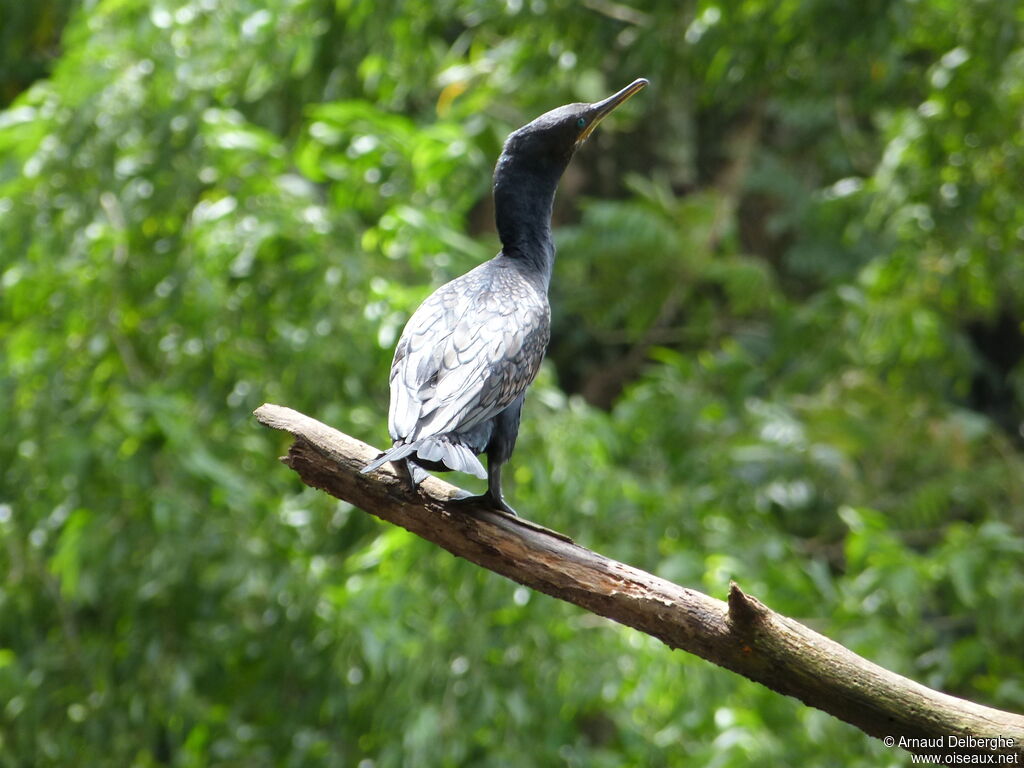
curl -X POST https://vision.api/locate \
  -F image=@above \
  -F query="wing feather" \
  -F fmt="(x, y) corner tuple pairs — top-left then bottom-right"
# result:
(387, 258), (550, 444)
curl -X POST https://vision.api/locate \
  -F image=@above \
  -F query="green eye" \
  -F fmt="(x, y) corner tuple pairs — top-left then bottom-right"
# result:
(576, 117), (587, 128)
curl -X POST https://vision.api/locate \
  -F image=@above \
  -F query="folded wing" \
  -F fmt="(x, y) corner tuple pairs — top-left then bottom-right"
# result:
(388, 260), (550, 447)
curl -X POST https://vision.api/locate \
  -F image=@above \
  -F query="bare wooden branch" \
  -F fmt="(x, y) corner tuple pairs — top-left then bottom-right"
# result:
(255, 403), (1024, 763)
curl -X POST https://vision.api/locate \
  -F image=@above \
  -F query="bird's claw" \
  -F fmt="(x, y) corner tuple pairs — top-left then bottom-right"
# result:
(448, 490), (519, 517)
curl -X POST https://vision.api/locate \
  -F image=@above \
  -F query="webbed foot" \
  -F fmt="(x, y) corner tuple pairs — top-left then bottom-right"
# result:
(449, 490), (519, 517)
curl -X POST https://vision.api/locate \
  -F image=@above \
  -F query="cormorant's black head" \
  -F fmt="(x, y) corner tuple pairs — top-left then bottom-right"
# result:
(497, 78), (649, 180)
(493, 78), (648, 259)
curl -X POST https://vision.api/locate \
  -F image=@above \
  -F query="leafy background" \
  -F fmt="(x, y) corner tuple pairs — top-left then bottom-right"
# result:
(1, 0), (1022, 765)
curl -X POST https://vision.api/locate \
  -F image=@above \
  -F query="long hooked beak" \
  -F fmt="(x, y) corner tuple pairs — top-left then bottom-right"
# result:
(578, 78), (649, 143)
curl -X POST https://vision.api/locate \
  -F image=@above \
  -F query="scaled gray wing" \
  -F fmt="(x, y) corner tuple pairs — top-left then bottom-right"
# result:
(387, 260), (550, 443)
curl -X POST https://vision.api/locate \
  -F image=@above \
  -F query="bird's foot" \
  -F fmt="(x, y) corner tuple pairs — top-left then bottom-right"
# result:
(448, 490), (519, 517)
(392, 459), (420, 495)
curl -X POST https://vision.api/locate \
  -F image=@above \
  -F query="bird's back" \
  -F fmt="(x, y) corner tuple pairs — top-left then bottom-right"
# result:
(388, 254), (551, 448)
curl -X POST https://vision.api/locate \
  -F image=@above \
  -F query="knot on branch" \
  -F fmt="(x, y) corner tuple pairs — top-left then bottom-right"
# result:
(727, 581), (770, 630)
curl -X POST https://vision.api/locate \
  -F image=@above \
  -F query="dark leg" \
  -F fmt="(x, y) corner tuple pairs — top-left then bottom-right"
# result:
(393, 458), (418, 494)
(483, 459), (517, 516)
(448, 398), (523, 516)
(484, 396), (523, 516)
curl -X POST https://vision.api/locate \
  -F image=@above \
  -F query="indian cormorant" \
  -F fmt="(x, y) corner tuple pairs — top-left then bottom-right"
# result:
(362, 78), (649, 514)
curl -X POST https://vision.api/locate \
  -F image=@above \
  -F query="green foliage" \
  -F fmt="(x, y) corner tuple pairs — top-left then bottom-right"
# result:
(1, 0), (1022, 765)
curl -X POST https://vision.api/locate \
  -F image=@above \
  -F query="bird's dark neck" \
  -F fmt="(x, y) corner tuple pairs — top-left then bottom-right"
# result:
(492, 151), (567, 284)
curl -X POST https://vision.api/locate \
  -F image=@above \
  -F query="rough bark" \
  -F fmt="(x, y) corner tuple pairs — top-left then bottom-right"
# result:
(255, 403), (1024, 764)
